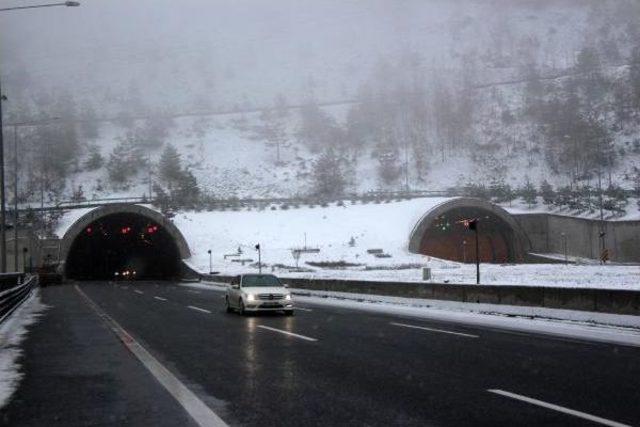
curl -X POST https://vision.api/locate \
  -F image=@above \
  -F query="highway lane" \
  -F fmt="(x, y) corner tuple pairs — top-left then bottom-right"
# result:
(75, 281), (640, 426)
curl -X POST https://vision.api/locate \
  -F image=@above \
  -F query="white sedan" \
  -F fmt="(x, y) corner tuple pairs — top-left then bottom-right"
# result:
(226, 273), (294, 316)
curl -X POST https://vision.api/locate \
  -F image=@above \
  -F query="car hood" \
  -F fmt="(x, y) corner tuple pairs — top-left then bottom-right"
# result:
(242, 286), (289, 294)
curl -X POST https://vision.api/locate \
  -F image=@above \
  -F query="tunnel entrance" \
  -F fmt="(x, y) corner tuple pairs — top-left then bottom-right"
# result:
(65, 212), (181, 280)
(419, 207), (522, 263)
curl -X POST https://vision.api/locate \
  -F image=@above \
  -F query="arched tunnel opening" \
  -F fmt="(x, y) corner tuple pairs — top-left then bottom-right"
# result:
(66, 213), (181, 280)
(419, 207), (523, 263)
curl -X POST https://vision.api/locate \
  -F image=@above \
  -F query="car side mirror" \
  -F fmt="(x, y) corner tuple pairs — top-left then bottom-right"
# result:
(283, 284), (289, 288)
(232, 284), (240, 289)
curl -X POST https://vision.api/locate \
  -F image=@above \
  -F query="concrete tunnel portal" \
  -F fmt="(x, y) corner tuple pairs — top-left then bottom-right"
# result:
(409, 198), (530, 263)
(61, 205), (190, 280)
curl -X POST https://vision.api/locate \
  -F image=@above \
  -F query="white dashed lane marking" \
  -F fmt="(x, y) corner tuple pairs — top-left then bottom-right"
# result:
(487, 389), (631, 427)
(257, 325), (317, 342)
(390, 322), (479, 338)
(187, 305), (211, 314)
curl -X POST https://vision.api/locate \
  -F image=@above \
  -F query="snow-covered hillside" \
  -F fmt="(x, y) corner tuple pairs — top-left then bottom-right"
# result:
(4, 0), (640, 218)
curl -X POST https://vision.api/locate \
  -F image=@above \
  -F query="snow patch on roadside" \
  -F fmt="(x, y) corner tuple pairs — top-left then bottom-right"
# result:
(0, 291), (48, 408)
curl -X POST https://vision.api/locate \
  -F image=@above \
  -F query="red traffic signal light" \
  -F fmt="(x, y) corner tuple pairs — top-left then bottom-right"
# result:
(457, 218), (478, 230)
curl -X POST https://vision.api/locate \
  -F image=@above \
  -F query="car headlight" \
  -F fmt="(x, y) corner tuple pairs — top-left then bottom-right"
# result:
(285, 294), (292, 301)
(246, 294), (256, 302)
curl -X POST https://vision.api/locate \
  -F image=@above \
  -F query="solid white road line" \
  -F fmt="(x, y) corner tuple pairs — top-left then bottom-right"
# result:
(154, 296), (168, 301)
(187, 305), (211, 314)
(390, 322), (479, 338)
(134, 290), (144, 295)
(188, 290), (201, 294)
(257, 325), (317, 342)
(487, 389), (631, 427)
(74, 286), (228, 427)
(295, 307), (313, 312)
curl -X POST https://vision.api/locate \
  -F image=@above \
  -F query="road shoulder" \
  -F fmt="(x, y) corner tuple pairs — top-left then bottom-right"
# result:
(0, 285), (196, 427)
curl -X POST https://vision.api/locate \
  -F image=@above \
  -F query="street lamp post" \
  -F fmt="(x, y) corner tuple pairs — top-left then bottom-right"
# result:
(13, 126), (18, 272)
(561, 232), (567, 264)
(207, 249), (212, 274)
(0, 0), (80, 272)
(255, 244), (262, 274)
(0, 88), (5, 272)
(22, 247), (28, 273)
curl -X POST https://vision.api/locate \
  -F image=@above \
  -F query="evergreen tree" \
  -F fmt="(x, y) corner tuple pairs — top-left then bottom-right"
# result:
(173, 168), (200, 208)
(106, 137), (146, 186)
(311, 148), (346, 199)
(80, 104), (100, 140)
(159, 144), (183, 187)
(84, 144), (104, 171)
(631, 46), (640, 113)
(540, 180), (555, 205)
(521, 178), (538, 207)
(463, 182), (488, 199)
(297, 102), (341, 153)
(254, 95), (288, 164)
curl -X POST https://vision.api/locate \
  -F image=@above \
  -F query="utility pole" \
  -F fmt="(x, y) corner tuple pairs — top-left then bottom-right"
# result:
(22, 247), (28, 273)
(404, 134), (409, 191)
(598, 168), (606, 263)
(207, 249), (212, 274)
(0, 82), (6, 273)
(13, 125), (18, 271)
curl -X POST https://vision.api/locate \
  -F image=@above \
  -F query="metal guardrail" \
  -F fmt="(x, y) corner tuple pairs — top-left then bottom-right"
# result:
(0, 272), (26, 292)
(17, 196), (150, 213)
(0, 275), (37, 324)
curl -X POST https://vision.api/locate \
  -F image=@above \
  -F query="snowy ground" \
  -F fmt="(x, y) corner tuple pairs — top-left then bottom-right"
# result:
(170, 199), (639, 290)
(54, 199), (640, 290)
(182, 281), (640, 346)
(0, 291), (47, 409)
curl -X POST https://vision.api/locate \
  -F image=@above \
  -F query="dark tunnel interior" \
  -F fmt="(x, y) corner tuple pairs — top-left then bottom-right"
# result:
(420, 207), (522, 263)
(66, 213), (181, 280)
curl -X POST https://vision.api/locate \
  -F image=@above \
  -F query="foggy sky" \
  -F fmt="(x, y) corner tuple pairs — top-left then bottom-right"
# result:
(0, 0), (625, 115)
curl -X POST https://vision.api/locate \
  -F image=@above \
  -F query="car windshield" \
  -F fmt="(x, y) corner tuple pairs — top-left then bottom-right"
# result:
(242, 275), (281, 287)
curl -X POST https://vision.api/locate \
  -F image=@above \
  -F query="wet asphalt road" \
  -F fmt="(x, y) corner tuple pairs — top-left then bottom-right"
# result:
(2, 281), (639, 426)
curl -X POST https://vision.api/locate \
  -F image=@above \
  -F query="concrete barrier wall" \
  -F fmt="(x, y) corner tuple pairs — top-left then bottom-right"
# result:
(514, 213), (640, 263)
(187, 266), (640, 316)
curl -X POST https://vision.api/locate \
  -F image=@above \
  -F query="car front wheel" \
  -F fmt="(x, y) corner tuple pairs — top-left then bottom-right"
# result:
(225, 297), (233, 313)
(238, 299), (245, 316)
(284, 310), (294, 316)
